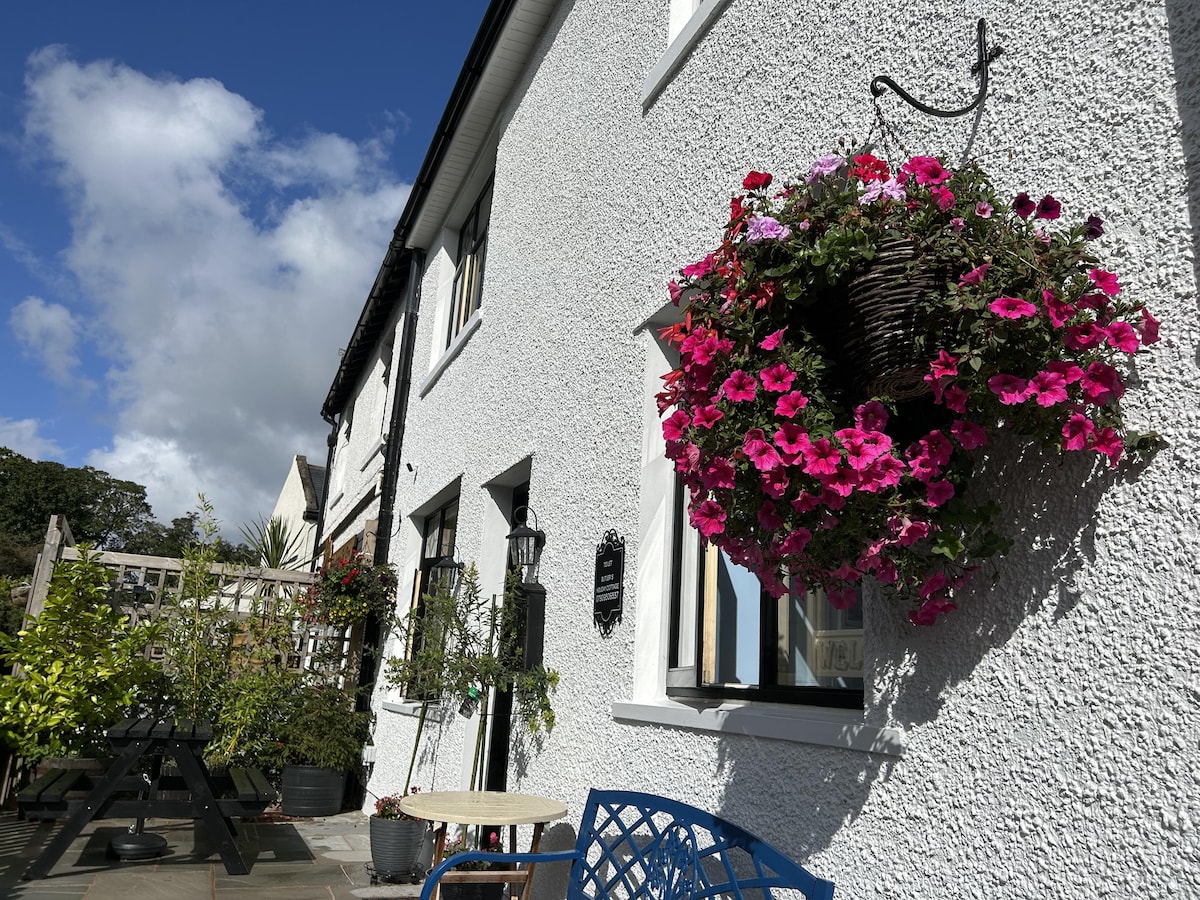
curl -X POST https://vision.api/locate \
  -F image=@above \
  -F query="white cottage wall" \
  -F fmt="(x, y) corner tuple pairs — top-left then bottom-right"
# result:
(367, 1), (1199, 897)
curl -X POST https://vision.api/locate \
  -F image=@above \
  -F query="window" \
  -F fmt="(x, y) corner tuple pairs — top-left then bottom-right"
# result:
(642, 0), (735, 108)
(401, 497), (459, 699)
(447, 177), (493, 346)
(668, 479), (864, 710)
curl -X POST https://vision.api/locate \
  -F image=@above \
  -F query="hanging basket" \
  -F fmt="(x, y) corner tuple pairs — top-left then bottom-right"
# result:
(839, 239), (938, 400)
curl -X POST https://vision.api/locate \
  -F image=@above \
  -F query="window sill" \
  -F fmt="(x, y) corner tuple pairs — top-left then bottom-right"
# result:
(641, 0), (734, 109)
(611, 698), (904, 756)
(381, 699), (447, 722)
(359, 437), (385, 472)
(418, 311), (482, 398)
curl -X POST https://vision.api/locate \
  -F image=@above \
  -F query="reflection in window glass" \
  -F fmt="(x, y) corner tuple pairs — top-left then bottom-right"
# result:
(699, 544), (863, 692)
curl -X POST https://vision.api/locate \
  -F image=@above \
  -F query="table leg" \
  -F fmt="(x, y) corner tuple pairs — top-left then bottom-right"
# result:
(519, 823), (546, 900)
(22, 739), (150, 880)
(431, 824), (448, 900)
(167, 738), (248, 876)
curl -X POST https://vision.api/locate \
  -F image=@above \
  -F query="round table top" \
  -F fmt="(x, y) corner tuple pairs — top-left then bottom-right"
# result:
(398, 790), (567, 826)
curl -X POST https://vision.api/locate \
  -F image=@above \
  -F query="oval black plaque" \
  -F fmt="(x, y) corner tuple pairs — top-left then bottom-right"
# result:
(593, 530), (625, 637)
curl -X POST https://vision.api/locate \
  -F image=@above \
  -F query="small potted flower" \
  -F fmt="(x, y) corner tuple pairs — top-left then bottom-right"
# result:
(370, 787), (427, 882)
(301, 552), (398, 628)
(659, 149), (1160, 625)
(441, 829), (506, 900)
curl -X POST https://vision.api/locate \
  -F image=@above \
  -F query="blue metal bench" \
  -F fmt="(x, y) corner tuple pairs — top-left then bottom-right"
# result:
(419, 788), (835, 900)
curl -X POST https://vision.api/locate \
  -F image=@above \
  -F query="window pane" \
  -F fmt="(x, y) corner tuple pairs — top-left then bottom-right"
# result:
(701, 546), (761, 686)
(777, 589), (864, 690)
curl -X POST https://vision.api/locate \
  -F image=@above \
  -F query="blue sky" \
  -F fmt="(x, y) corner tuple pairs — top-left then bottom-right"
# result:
(0, 1), (491, 533)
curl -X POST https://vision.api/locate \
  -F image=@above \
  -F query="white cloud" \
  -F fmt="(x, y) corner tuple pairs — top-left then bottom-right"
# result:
(0, 417), (63, 460)
(9, 295), (92, 389)
(22, 48), (411, 530)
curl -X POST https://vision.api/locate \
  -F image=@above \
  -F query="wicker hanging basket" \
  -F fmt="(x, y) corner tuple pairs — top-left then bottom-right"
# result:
(839, 239), (939, 400)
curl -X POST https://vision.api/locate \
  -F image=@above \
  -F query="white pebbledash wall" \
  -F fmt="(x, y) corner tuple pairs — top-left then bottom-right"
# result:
(366, 1), (1200, 897)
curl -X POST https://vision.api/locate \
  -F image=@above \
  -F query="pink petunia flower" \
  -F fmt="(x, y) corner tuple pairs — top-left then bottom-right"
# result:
(1029, 370), (1069, 407)
(901, 156), (951, 185)
(699, 457), (736, 490)
(854, 400), (889, 432)
(930, 186), (955, 210)
(1042, 289), (1075, 327)
(775, 391), (808, 418)
(759, 327), (788, 350)
(990, 296), (1038, 319)
(662, 410), (690, 441)
(682, 254), (715, 278)
(1105, 321), (1139, 354)
(1045, 360), (1083, 384)
(667, 280), (684, 304)
(1035, 194), (1061, 219)
(774, 422), (809, 455)
(790, 491), (820, 514)
(691, 404), (724, 429)
(958, 263), (991, 287)
(1062, 414), (1095, 451)
(720, 369), (758, 402)
(1136, 308), (1161, 345)
(1091, 426), (1124, 467)
(760, 469), (790, 499)
(950, 420), (988, 450)
(822, 466), (861, 497)
(1063, 322), (1104, 350)
(925, 480), (955, 507)
(988, 374), (1031, 405)
(759, 363), (797, 393)
(802, 438), (841, 476)
(1088, 268), (1121, 296)
(743, 428), (783, 471)
(1012, 192), (1036, 218)
(974, 201), (993, 219)
(1080, 362), (1125, 404)
(691, 499), (726, 537)
(780, 528), (812, 555)
(930, 350), (959, 379)
(942, 384), (969, 413)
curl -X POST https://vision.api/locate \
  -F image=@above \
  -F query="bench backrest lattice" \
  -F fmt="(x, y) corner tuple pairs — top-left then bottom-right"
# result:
(570, 791), (834, 900)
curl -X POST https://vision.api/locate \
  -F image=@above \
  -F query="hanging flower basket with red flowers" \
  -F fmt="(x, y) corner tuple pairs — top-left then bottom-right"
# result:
(302, 552), (398, 627)
(658, 151), (1160, 625)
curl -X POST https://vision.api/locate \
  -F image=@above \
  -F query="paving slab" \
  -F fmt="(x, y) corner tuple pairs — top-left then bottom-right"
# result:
(0, 809), (424, 899)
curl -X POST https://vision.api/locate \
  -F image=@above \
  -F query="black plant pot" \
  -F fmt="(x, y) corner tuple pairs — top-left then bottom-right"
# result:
(441, 882), (505, 900)
(281, 765), (347, 816)
(370, 816), (426, 881)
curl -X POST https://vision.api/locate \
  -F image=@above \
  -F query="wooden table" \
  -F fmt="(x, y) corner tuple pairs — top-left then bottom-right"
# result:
(20, 718), (275, 880)
(399, 790), (567, 900)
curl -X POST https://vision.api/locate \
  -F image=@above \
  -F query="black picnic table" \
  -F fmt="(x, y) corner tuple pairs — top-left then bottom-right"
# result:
(19, 717), (275, 880)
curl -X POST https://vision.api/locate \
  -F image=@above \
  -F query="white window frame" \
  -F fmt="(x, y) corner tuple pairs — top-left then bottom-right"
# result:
(618, 306), (905, 756)
(642, 0), (736, 109)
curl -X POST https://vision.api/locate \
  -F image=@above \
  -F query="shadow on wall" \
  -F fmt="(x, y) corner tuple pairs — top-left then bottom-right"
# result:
(870, 436), (1119, 731)
(1167, 1), (1200, 338)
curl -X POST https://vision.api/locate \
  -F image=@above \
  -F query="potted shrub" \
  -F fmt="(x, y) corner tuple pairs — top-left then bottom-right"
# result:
(370, 788), (428, 882)
(659, 150), (1160, 625)
(274, 682), (372, 816)
(0, 548), (166, 769)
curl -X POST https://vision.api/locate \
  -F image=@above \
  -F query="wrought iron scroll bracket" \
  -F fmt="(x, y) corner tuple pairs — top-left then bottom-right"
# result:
(870, 18), (1004, 118)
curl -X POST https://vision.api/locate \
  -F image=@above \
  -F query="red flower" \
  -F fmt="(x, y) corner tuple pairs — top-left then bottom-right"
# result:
(742, 170), (773, 191)
(851, 153), (890, 183)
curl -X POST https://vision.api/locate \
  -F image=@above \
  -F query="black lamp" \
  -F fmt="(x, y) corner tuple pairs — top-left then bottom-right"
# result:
(430, 554), (464, 598)
(506, 507), (545, 585)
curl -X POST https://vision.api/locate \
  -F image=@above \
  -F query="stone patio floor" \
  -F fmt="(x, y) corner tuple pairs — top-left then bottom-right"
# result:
(0, 808), (427, 899)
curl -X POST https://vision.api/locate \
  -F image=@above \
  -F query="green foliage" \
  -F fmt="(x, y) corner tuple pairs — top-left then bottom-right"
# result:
(240, 515), (310, 570)
(0, 548), (165, 761)
(0, 447), (156, 550)
(270, 683), (372, 771)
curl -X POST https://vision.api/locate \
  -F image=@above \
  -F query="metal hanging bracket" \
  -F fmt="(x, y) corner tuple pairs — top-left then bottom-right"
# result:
(870, 18), (1004, 118)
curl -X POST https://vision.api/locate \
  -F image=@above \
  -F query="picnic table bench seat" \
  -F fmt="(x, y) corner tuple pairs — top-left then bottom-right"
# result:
(419, 788), (835, 900)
